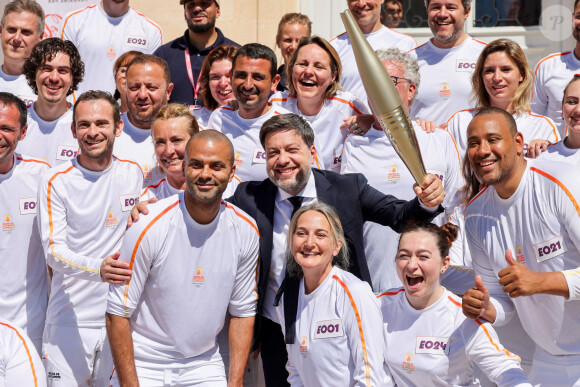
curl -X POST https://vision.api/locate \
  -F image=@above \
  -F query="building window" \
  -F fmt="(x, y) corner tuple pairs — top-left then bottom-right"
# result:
(474, 0), (541, 27)
(380, 0), (542, 29)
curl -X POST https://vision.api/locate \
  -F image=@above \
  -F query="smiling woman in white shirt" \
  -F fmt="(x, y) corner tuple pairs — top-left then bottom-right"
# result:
(275, 202), (390, 386)
(270, 36), (370, 172)
(379, 222), (532, 387)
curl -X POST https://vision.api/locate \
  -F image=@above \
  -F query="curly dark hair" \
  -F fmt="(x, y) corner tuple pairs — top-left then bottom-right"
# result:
(22, 38), (85, 97)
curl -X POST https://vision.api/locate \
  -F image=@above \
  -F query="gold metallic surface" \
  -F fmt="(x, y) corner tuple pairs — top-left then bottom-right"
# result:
(340, 9), (426, 184)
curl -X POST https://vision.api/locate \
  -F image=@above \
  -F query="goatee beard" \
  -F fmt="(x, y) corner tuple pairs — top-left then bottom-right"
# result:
(188, 20), (215, 34)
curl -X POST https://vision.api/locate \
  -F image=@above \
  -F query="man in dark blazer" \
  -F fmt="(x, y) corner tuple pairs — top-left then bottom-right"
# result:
(228, 113), (445, 386)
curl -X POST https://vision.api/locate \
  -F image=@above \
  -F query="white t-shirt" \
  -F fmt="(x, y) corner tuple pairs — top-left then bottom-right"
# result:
(61, 3), (163, 96)
(114, 113), (161, 186)
(16, 103), (78, 167)
(379, 288), (530, 387)
(329, 26), (417, 107)
(270, 90), (369, 172)
(410, 37), (486, 125)
(192, 106), (212, 130)
(38, 157), (143, 327)
(465, 158), (580, 357)
(531, 51), (580, 138)
(540, 139), (580, 164)
(0, 154), (49, 343)
(140, 175), (241, 201)
(276, 266), (390, 387)
(208, 105), (292, 182)
(341, 123), (463, 292)
(0, 67), (36, 106)
(107, 195), (259, 368)
(0, 318), (46, 387)
(447, 109), (560, 160)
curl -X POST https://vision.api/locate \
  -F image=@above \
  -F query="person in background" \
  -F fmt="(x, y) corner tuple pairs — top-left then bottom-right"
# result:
(113, 54), (173, 186)
(270, 35), (369, 172)
(0, 0), (44, 106)
(380, 223), (531, 386)
(194, 44), (238, 129)
(17, 38), (84, 166)
(207, 43), (292, 182)
(445, 38), (559, 160)
(276, 202), (390, 386)
(154, 0), (239, 107)
(0, 92), (49, 356)
(275, 13), (312, 92)
(461, 107), (580, 385)
(382, 0), (404, 28)
(112, 50), (144, 113)
(330, 0), (417, 108)
(341, 48), (463, 293)
(531, 0), (580, 138)
(61, 0), (163, 96)
(410, 0), (486, 125)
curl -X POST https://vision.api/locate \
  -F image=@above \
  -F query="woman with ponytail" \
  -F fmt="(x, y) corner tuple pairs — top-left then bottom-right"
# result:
(379, 222), (531, 387)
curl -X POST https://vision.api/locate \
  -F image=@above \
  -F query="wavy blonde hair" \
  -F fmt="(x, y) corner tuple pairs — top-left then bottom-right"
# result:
(471, 39), (532, 114)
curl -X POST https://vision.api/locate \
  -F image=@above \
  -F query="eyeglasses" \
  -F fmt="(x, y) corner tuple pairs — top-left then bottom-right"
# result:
(390, 75), (411, 86)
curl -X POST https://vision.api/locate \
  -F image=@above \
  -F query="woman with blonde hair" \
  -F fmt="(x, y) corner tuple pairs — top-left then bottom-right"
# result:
(446, 39), (559, 159)
(275, 13), (312, 92)
(275, 202), (390, 386)
(270, 36), (369, 171)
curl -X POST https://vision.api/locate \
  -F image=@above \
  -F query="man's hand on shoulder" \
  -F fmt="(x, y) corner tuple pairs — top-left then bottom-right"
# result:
(100, 252), (132, 284)
(127, 198), (158, 228)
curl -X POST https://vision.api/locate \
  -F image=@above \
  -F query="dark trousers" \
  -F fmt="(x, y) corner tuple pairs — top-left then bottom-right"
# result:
(260, 317), (290, 387)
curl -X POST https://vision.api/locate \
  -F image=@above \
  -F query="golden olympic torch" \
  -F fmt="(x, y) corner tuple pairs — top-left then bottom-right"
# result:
(340, 9), (426, 184)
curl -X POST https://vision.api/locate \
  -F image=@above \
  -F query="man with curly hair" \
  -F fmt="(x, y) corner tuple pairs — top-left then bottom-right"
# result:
(16, 37), (85, 167)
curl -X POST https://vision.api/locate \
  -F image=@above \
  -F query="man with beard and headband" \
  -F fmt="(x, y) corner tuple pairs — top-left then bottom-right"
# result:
(37, 90), (143, 386)
(107, 130), (258, 386)
(61, 0), (163, 96)
(409, 0), (486, 125)
(154, 0), (239, 108)
(113, 54), (173, 186)
(461, 107), (580, 385)
(532, 0), (580, 138)
(207, 43), (301, 183)
(227, 113), (445, 386)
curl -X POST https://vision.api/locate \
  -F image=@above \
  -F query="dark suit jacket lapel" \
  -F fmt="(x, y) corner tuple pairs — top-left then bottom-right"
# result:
(255, 179), (277, 303)
(313, 169), (335, 204)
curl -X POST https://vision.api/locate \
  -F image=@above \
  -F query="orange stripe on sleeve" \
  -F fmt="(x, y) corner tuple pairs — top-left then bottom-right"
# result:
(534, 52), (569, 77)
(60, 5), (96, 38)
(474, 319), (520, 361)
(17, 157), (51, 168)
(531, 167), (580, 216)
(140, 178), (166, 198)
(0, 322), (39, 386)
(46, 166), (98, 272)
(113, 156), (144, 174)
(329, 96), (363, 115)
(448, 295), (461, 307)
(333, 275), (372, 387)
(134, 10), (163, 44)
(222, 202), (260, 299)
(270, 98), (288, 103)
(446, 108), (477, 124)
(377, 288), (405, 298)
(122, 199), (180, 311)
(529, 113), (559, 141)
(223, 202), (260, 236)
(465, 186), (488, 212)
(328, 32), (347, 43)
(438, 128), (462, 167)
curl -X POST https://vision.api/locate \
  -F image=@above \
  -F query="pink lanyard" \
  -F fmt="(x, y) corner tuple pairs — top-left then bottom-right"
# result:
(185, 47), (203, 106)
